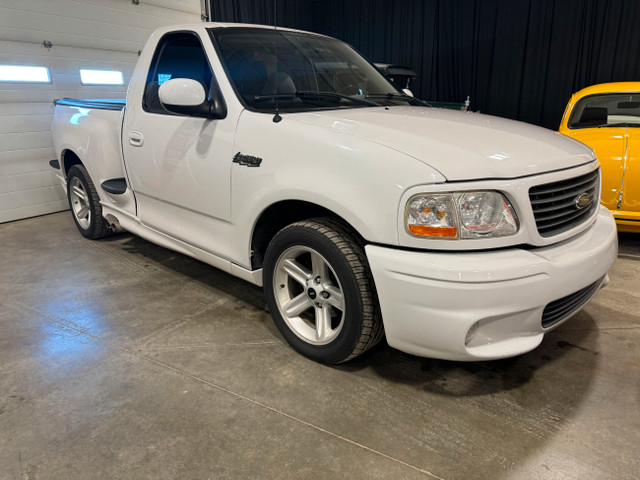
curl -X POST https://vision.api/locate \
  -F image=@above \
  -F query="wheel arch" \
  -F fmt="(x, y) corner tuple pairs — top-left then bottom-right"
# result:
(61, 149), (83, 178)
(250, 200), (365, 269)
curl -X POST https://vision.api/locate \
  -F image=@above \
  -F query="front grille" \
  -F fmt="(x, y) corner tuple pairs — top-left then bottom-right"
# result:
(529, 169), (599, 237)
(541, 278), (603, 328)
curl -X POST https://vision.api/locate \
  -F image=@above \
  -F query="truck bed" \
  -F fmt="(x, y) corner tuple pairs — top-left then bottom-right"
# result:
(55, 98), (125, 111)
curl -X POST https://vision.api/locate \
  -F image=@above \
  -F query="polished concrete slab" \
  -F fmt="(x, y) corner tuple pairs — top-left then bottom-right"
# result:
(0, 212), (639, 479)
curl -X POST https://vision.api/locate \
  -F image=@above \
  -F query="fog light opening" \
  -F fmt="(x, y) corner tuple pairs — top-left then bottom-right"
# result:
(465, 322), (480, 346)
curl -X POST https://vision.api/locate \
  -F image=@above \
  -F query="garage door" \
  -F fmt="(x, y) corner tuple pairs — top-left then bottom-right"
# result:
(0, 0), (203, 223)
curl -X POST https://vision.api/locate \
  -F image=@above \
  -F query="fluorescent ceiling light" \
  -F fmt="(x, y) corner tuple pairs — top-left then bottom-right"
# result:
(80, 69), (124, 85)
(0, 65), (50, 82)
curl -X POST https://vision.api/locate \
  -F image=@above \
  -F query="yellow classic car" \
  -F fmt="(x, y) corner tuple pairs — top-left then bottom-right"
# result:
(559, 82), (640, 232)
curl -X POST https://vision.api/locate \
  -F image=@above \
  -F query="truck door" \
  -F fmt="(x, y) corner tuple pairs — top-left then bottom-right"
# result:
(621, 127), (640, 217)
(122, 31), (234, 259)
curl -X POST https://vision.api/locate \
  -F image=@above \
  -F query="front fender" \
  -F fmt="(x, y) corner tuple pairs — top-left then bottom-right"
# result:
(229, 110), (445, 268)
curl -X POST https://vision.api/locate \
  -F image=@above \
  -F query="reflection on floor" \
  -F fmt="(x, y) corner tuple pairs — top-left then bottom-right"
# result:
(1, 212), (639, 479)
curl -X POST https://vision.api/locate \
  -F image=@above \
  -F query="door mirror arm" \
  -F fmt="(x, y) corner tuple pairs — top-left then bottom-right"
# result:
(206, 82), (227, 120)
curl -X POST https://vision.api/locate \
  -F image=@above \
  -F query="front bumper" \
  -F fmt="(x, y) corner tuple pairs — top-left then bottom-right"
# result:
(366, 206), (618, 361)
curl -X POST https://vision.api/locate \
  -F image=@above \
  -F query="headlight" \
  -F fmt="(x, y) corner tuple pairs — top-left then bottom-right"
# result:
(406, 191), (519, 239)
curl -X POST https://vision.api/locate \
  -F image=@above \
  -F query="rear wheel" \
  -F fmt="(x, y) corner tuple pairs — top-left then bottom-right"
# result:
(263, 218), (384, 363)
(67, 165), (110, 239)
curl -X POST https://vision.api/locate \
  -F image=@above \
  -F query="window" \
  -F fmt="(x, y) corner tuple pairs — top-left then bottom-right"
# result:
(143, 32), (214, 115)
(0, 65), (50, 83)
(568, 93), (640, 129)
(80, 69), (124, 85)
(211, 27), (402, 112)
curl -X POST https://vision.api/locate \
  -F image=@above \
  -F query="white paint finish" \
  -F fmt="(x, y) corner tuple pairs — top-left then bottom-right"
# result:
(158, 78), (206, 106)
(0, 0), (201, 223)
(122, 26), (237, 259)
(50, 23), (620, 361)
(291, 107), (595, 181)
(230, 109), (445, 266)
(366, 206), (617, 360)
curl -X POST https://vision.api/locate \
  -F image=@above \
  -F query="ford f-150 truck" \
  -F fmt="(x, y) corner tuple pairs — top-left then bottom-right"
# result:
(51, 23), (618, 364)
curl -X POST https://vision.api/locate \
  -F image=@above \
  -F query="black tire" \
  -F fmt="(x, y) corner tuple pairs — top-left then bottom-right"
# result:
(66, 164), (110, 239)
(263, 217), (384, 364)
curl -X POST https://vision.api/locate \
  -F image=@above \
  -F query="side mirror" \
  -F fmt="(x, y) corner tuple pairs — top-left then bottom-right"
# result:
(159, 78), (205, 108)
(402, 88), (414, 97)
(158, 78), (226, 119)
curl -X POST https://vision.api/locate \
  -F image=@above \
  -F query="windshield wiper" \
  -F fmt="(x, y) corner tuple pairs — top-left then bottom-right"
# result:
(254, 91), (379, 107)
(365, 93), (432, 107)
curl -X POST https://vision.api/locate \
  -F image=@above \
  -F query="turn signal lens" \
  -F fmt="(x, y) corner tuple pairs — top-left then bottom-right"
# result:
(408, 225), (457, 237)
(406, 191), (519, 239)
(406, 194), (458, 238)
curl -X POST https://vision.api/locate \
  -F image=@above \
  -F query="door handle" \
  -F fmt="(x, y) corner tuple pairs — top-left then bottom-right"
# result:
(128, 131), (144, 147)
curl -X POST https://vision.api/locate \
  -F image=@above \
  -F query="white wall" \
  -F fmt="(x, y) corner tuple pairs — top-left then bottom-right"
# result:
(0, 0), (202, 223)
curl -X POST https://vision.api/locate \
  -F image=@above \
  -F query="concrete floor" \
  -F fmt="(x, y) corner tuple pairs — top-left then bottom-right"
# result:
(0, 212), (639, 480)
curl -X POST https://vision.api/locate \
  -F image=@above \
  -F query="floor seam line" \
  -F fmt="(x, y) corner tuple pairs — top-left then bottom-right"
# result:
(127, 350), (445, 479)
(2, 296), (444, 479)
(138, 341), (282, 351)
(129, 295), (231, 348)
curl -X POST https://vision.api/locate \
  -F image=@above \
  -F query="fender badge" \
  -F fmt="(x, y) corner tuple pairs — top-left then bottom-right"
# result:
(575, 192), (592, 209)
(233, 152), (262, 167)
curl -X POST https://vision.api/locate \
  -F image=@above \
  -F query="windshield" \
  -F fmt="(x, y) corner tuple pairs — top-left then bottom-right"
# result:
(568, 93), (640, 128)
(210, 27), (409, 112)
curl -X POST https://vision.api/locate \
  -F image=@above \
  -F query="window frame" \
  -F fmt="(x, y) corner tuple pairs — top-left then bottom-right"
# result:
(142, 30), (221, 118)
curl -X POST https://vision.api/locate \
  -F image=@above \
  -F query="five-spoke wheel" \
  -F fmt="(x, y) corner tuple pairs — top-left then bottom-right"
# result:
(69, 176), (92, 230)
(66, 164), (110, 239)
(273, 246), (345, 345)
(263, 218), (384, 363)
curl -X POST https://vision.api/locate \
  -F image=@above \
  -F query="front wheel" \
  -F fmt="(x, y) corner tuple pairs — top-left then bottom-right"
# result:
(67, 165), (110, 239)
(263, 218), (384, 363)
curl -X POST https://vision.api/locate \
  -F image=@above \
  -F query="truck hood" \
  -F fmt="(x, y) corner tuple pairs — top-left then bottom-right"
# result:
(289, 106), (594, 181)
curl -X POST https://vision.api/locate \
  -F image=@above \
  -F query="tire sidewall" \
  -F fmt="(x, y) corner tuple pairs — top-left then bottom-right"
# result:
(67, 165), (100, 239)
(263, 223), (367, 363)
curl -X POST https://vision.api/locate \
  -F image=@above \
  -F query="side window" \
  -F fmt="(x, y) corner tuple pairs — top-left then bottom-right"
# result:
(143, 32), (214, 115)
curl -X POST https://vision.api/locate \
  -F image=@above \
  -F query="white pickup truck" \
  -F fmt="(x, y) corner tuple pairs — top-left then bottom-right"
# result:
(51, 23), (618, 364)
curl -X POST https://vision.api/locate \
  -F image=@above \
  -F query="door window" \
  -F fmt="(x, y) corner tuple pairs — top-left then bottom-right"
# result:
(143, 32), (214, 115)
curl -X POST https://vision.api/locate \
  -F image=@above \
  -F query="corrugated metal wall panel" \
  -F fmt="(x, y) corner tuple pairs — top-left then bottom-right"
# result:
(0, 0), (202, 223)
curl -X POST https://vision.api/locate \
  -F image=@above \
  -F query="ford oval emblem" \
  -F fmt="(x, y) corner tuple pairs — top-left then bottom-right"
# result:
(575, 192), (592, 209)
